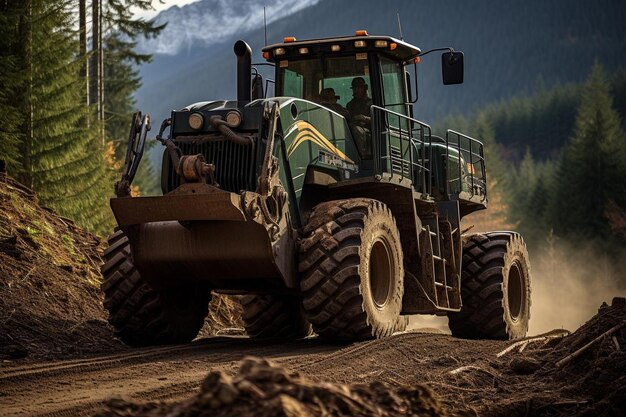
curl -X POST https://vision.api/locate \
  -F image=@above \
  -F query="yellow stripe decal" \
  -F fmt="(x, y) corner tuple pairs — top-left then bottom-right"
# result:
(286, 121), (354, 164)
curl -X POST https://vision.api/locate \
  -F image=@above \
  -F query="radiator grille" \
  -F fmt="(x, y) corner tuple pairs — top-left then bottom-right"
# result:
(390, 145), (410, 177)
(165, 139), (256, 193)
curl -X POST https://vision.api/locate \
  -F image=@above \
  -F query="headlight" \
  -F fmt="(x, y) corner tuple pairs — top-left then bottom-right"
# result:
(225, 110), (242, 128)
(188, 113), (204, 130)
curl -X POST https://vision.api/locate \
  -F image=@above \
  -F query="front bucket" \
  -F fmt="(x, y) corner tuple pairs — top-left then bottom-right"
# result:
(110, 190), (297, 291)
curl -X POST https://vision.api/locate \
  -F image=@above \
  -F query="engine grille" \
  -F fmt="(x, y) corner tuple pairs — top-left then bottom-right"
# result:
(164, 139), (257, 193)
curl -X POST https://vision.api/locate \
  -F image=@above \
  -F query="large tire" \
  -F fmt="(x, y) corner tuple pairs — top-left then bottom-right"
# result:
(240, 294), (311, 339)
(448, 232), (531, 340)
(298, 199), (406, 341)
(101, 230), (211, 347)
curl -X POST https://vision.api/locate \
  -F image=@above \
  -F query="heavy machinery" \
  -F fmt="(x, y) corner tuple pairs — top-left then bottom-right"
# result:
(102, 31), (531, 346)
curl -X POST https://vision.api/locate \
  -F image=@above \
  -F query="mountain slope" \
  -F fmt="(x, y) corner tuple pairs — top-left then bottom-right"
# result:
(137, 0), (319, 55)
(135, 0), (626, 169)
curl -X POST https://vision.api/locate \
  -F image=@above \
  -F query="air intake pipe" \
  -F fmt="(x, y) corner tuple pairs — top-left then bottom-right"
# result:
(234, 40), (252, 106)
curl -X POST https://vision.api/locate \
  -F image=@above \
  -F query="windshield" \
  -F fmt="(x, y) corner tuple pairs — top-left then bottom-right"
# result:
(277, 55), (371, 108)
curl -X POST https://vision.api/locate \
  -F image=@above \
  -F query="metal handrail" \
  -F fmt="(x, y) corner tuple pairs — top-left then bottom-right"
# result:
(370, 105), (432, 195)
(445, 130), (487, 202)
(360, 105), (486, 203)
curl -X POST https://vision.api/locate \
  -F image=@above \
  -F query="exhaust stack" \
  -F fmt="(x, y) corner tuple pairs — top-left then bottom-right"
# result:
(234, 40), (252, 106)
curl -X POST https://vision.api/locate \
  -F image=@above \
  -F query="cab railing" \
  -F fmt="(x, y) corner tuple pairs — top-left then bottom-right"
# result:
(370, 105), (433, 196)
(445, 130), (487, 202)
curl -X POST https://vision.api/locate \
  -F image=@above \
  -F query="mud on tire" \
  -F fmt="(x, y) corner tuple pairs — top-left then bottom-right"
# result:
(298, 198), (406, 341)
(240, 294), (311, 339)
(101, 230), (211, 347)
(448, 232), (531, 340)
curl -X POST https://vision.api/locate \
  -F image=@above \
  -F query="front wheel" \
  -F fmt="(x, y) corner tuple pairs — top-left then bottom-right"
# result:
(298, 199), (406, 341)
(101, 230), (211, 347)
(448, 232), (531, 340)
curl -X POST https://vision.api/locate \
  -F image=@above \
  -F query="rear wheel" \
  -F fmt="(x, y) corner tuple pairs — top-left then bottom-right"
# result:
(101, 230), (211, 347)
(299, 199), (406, 341)
(240, 294), (311, 339)
(448, 232), (531, 340)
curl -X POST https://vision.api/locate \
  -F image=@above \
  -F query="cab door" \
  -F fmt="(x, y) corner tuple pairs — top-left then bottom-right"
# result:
(376, 56), (413, 180)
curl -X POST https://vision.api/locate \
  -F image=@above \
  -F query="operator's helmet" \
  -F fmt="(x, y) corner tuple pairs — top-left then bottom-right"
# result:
(351, 77), (368, 90)
(320, 88), (340, 102)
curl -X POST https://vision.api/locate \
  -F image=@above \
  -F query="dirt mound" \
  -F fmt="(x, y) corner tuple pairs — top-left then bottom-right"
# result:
(481, 297), (625, 416)
(96, 356), (445, 417)
(0, 173), (242, 361)
(0, 173), (122, 360)
(537, 297), (626, 416)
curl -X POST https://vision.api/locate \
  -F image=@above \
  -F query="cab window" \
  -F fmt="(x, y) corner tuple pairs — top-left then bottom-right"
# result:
(282, 68), (303, 98)
(380, 56), (408, 130)
(277, 55), (371, 106)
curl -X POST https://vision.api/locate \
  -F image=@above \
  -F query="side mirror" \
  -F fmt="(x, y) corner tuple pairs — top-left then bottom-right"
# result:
(442, 51), (464, 85)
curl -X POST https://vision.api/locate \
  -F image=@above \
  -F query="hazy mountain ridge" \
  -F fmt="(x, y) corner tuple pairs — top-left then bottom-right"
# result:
(136, 0), (626, 167)
(137, 0), (319, 55)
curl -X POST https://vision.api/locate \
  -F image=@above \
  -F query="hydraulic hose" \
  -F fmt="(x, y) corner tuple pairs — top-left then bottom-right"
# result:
(209, 115), (255, 147)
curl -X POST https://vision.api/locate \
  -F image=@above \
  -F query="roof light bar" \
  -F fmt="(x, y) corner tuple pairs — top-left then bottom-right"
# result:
(283, 36), (296, 43)
(355, 30), (368, 36)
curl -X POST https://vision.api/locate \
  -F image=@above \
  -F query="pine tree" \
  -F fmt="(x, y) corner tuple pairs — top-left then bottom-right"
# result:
(102, 1), (165, 195)
(528, 174), (550, 227)
(547, 63), (626, 244)
(103, 32), (159, 194)
(470, 112), (514, 230)
(509, 149), (537, 233)
(0, 1), (24, 174)
(510, 150), (556, 243)
(16, 0), (114, 233)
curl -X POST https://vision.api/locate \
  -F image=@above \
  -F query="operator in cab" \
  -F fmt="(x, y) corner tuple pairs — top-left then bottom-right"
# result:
(320, 87), (349, 118)
(347, 77), (373, 158)
(347, 77), (372, 124)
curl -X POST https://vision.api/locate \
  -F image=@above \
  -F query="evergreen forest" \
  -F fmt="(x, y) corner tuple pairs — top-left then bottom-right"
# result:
(443, 64), (626, 290)
(0, 0), (162, 234)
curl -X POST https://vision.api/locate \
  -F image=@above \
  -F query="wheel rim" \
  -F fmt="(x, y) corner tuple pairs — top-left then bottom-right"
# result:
(507, 261), (524, 322)
(369, 238), (394, 309)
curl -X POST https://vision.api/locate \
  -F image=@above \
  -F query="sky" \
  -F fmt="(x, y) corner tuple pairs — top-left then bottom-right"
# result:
(133, 0), (200, 19)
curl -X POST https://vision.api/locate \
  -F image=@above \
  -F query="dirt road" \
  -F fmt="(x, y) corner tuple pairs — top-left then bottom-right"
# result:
(0, 331), (506, 417)
(2, 174), (624, 417)
(2, 306), (625, 417)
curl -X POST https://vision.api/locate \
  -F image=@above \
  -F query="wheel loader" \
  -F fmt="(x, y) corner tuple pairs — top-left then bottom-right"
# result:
(102, 31), (531, 346)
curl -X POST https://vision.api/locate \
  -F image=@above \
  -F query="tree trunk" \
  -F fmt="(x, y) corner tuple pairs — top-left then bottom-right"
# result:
(89, 0), (99, 111)
(79, 0), (88, 106)
(99, 0), (104, 143)
(18, 0), (33, 188)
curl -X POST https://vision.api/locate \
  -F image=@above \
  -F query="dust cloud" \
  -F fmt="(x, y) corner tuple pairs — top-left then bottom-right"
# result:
(527, 239), (626, 335)
(405, 237), (626, 336)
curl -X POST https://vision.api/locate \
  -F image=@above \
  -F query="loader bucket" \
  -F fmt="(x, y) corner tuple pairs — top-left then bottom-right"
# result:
(109, 188), (297, 291)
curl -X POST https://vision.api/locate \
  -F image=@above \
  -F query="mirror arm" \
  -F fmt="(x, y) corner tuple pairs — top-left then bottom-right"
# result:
(404, 47), (455, 103)
(417, 47), (455, 58)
